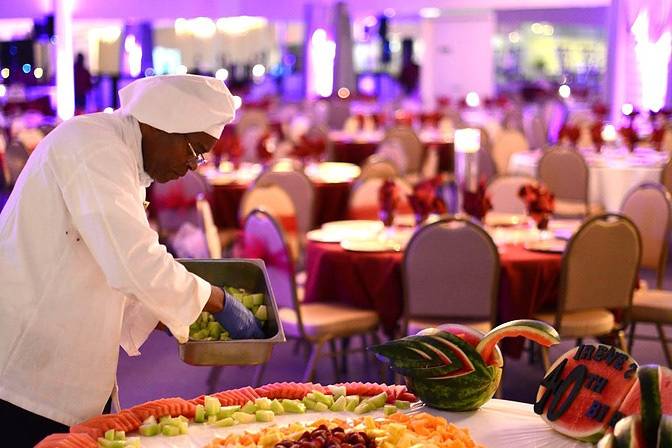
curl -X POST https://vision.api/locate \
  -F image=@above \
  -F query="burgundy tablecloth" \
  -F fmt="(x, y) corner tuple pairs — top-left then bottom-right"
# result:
(303, 241), (561, 357)
(210, 181), (352, 229)
(331, 141), (454, 173)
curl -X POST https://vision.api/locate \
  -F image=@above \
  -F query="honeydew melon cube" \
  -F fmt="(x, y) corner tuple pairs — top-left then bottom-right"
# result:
(159, 416), (172, 425)
(114, 430), (125, 440)
(254, 305), (268, 321)
(354, 402), (373, 414)
(345, 395), (360, 412)
(281, 399), (306, 414)
(97, 438), (125, 448)
(255, 410), (275, 422)
(255, 397), (272, 410)
(328, 385), (347, 399)
(191, 329), (210, 340)
(383, 404), (397, 416)
(394, 400), (411, 409)
(199, 312), (210, 325)
(302, 397), (317, 410)
(104, 429), (116, 441)
(313, 402), (329, 412)
(204, 396), (221, 416)
(365, 392), (387, 409)
(176, 416), (189, 423)
(176, 420), (188, 435)
(311, 391), (334, 407)
(142, 416), (157, 426)
(207, 415), (217, 424)
(162, 424), (180, 437)
(213, 417), (235, 427)
(330, 395), (347, 412)
(242, 294), (255, 310)
(270, 399), (285, 415)
(217, 405), (241, 419)
(250, 293), (265, 306)
(189, 322), (201, 332)
(232, 411), (256, 424)
(207, 322), (222, 339)
(240, 401), (257, 414)
(194, 404), (206, 423)
(138, 423), (160, 437)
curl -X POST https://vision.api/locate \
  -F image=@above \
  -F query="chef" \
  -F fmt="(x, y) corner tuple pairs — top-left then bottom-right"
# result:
(0, 74), (262, 446)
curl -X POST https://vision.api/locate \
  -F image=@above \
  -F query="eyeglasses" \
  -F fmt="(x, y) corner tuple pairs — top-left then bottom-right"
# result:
(185, 136), (206, 166)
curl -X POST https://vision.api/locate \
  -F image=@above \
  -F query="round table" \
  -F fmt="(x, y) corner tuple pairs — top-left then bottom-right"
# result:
(508, 148), (668, 212)
(304, 227), (564, 357)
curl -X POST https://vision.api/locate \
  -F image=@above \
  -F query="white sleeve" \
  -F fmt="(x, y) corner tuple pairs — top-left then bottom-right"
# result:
(59, 146), (210, 343)
(119, 296), (159, 356)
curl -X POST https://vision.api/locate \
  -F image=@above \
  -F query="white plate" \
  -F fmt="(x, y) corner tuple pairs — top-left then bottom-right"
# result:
(340, 239), (402, 252)
(524, 239), (567, 253)
(306, 229), (344, 243)
(133, 399), (591, 448)
(484, 212), (528, 227)
(322, 220), (384, 233)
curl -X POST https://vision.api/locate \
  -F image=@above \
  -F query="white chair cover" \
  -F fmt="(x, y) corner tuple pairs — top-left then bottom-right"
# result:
(486, 175), (537, 214)
(255, 169), (315, 237)
(196, 195), (222, 259)
(491, 129), (529, 175)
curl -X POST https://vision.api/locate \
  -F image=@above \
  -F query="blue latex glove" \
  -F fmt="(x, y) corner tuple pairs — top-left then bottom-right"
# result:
(215, 292), (265, 339)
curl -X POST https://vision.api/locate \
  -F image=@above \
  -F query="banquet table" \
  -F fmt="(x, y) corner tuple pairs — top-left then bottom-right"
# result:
(328, 129), (455, 173)
(203, 163), (355, 229)
(134, 399), (590, 448)
(304, 222), (568, 357)
(508, 147), (669, 212)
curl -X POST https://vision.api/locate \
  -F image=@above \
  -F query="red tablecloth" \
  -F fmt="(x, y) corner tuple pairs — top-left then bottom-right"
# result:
(331, 141), (454, 173)
(210, 180), (352, 229)
(303, 241), (561, 357)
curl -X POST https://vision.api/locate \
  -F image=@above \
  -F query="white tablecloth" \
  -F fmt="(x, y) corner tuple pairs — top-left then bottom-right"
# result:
(134, 399), (591, 448)
(508, 149), (668, 212)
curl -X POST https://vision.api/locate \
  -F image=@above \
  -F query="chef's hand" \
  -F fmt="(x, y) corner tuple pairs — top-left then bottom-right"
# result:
(217, 291), (265, 339)
(204, 285), (225, 313)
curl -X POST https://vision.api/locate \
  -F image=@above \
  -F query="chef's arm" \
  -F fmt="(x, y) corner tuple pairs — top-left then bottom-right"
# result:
(59, 147), (214, 342)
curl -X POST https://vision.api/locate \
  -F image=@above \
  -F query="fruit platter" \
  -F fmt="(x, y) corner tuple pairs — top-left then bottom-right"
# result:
(36, 381), (593, 448)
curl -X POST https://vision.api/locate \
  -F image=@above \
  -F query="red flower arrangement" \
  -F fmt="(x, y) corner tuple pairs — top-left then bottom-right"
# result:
(462, 178), (492, 222)
(407, 177), (447, 225)
(518, 183), (555, 230)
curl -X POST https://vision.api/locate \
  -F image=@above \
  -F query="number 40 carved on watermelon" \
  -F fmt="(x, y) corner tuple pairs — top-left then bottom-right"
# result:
(534, 344), (672, 445)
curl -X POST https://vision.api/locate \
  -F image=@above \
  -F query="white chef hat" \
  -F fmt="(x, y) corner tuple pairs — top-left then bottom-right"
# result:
(119, 74), (236, 139)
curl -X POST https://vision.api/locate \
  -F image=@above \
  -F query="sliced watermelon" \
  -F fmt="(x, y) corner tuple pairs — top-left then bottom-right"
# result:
(536, 345), (639, 443)
(422, 324), (485, 347)
(613, 415), (646, 448)
(658, 415), (672, 448)
(476, 319), (559, 363)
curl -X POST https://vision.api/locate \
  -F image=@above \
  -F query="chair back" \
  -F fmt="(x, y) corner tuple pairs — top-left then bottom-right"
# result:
(255, 168), (315, 236)
(196, 195), (221, 259)
(524, 111), (548, 150)
(236, 110), (269, 139)
(348, 177), (412, 220)
(239, 183), (297, 232)
(660, 128), (672, 153)
(491, 129), (529, 174)
(538, 147), (588, 203)
(558, 214), (640, 322)
(662, 159), (672, 194)
(359, 154), (399, 181)
(150, 171), (209, 233)
(382, 127), (424, 174)
(402, 219), (500, 332)
(241, 209), (298, 314)
(486, 175), (537, 214)
(620, 183), (671, 288)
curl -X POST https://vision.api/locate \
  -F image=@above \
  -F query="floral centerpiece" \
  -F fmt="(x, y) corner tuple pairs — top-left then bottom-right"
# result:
(407, 177), (446, 225)
(378, 179), (399, 227)
(518, 183), (555, 230)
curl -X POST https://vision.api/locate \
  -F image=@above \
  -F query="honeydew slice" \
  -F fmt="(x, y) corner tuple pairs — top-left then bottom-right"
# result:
(345, 395), (360, 412)
(194, 404), (206, 423)
(138, 423), (160, 437)
(241, 401), (257, 413)
(281, 399), (306, 414)
(232, 411), (256, 424)
(328, 385), (347, 399)
(217, 405), (241, 419)
(255, 397), (272, 410)
(330, 395), (346, 412)
(204, 396), (221, 416)
(270, 399), (284, 415)
(255, 410), (275, 422)
(213, 417), (236, 427)
(384, 404), (398, 416)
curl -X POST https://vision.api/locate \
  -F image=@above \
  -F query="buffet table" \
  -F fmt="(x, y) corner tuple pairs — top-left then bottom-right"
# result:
(508, 148), (668, 212)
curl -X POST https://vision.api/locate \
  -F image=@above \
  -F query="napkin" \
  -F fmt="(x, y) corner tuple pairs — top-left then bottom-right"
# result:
(407, 177), (447, 225)
(518, 183), (555, 230)
(462, 178), (492, 222)
(378, 179), (399, 226)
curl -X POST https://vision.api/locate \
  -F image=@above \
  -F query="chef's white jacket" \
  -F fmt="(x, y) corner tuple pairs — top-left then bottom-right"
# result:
(0, 111), (211, 426)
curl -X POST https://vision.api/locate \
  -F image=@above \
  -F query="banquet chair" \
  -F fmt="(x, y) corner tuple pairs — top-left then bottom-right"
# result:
(660, 127), (672, 153)
(359, 154), (400, 181)
(537, 147), (602, 218)
(243, 209), (380, 384)
(235, 109), (269, 140)
(150, 171), (210, 235)
(533, 214), (641, 370)
(486, 175), (537, 215)
(381, 127), (424, 174)
(196, 195), (222, 259)
(402, 218), (500, 336)
(490, 129), (529, 175)
(348, 177), (413, 220)
(662, 159), (672, 194)
(621, 184), (672, 366)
